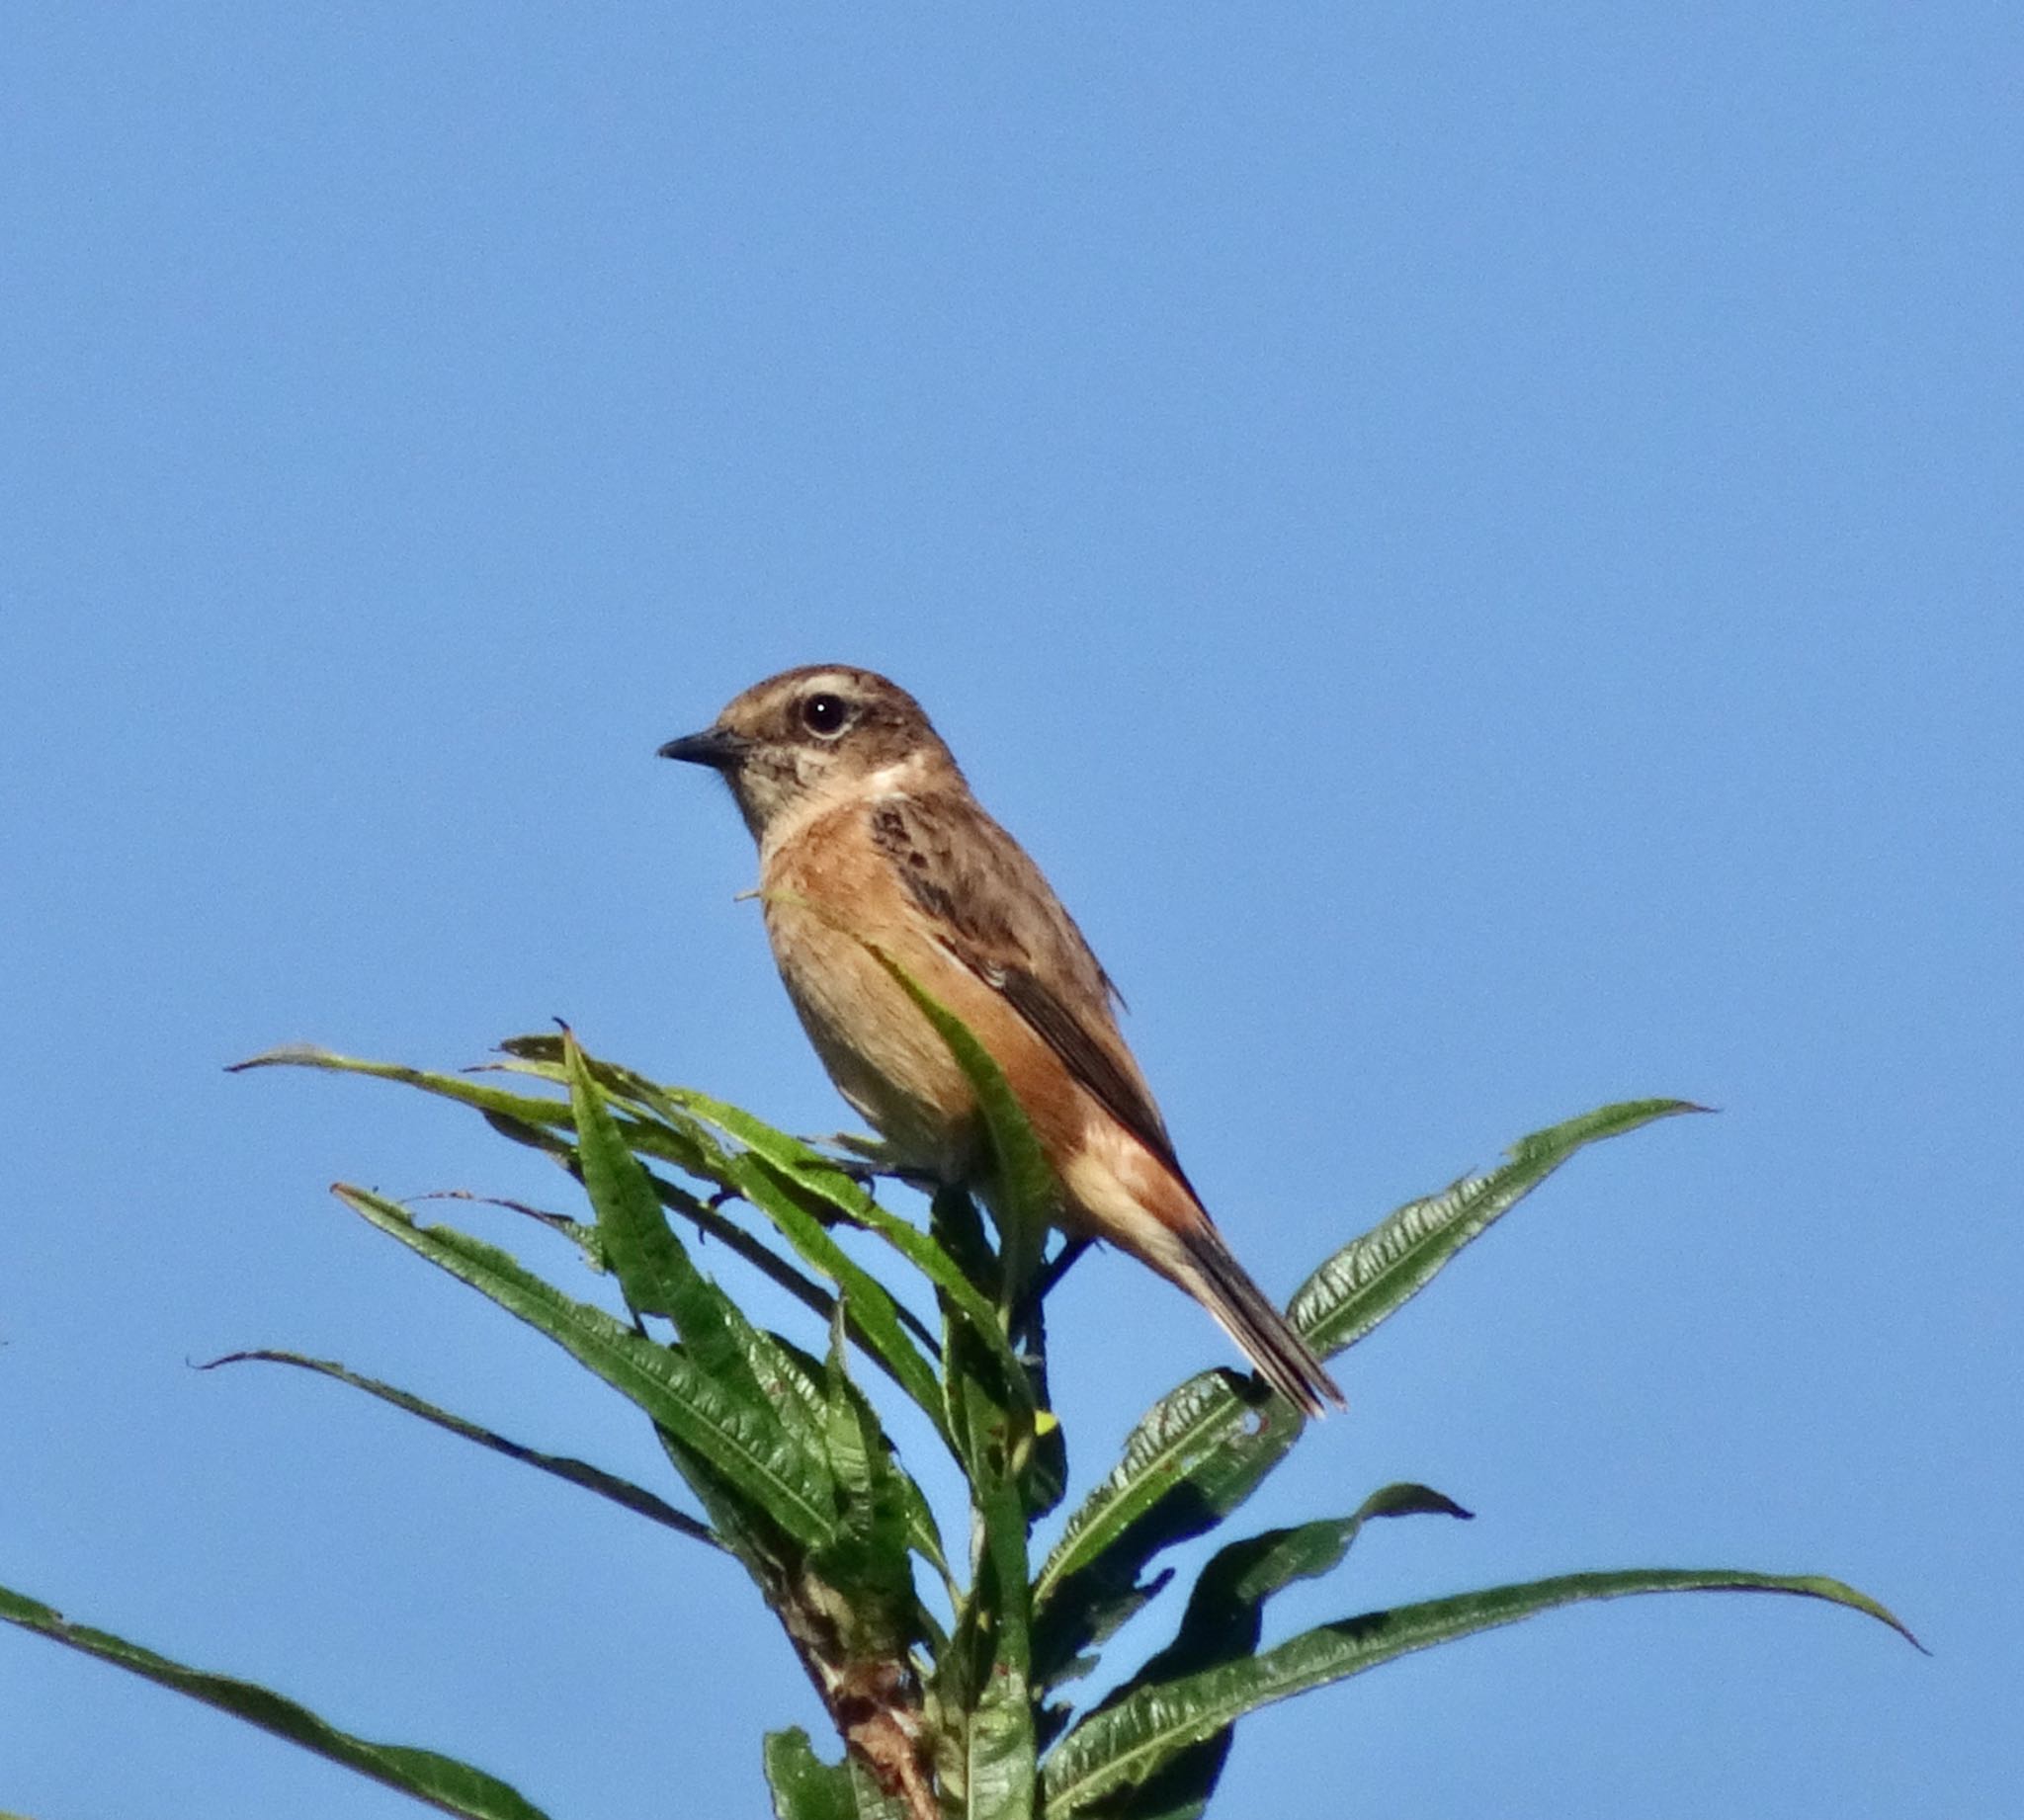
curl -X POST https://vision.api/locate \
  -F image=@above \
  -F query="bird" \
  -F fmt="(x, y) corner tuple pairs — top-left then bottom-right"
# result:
(658, 664), (1343, 1417)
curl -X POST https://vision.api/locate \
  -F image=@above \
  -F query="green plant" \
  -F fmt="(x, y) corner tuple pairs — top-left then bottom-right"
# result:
(1, 1006), (1915, 1820)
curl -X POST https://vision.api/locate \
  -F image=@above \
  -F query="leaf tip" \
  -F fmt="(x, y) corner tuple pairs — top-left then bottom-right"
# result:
(224, 1043), (320, 1074)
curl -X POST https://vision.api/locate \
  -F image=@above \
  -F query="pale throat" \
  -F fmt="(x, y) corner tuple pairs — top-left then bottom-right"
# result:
(753, 746), (939, 862)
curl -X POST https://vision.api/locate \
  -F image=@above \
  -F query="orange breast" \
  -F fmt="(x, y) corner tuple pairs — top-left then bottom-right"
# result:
(758, 802), (1098, 1195)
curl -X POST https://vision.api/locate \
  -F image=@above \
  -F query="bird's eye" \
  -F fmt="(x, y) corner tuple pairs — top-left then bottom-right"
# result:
(801, 693), (850, 737)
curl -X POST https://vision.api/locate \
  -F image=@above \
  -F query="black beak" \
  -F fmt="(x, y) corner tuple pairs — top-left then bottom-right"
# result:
(657, 725), (750, 771)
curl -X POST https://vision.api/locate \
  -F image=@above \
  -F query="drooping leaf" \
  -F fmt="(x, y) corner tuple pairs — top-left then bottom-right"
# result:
(0, 1582), (550, 1820)
(1143, 1485), (1474, 1679)
(1043, 1567), (1917, 1817)
(331, 1184), (837, 1552)
(199, 1350), (717, 1547)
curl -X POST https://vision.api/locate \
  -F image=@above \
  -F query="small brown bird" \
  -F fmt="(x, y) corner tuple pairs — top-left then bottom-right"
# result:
(659, 665), (1342, 1416)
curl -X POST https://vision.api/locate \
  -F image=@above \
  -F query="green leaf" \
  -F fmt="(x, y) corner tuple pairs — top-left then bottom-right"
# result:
(0, 1582), (549, 1820)
(764, 1727), (854, 1820)
(1070, 1486), (1471, 1815)
(230, 1044), (573, 1128)
(331, 1184), (837, 1552)
(1043, 1567), (1917, 1816)
(808, 1308), (925, 1659)
(1129, 1484), (1473, 1688)
(959, 1467), (1039, 1820)
(234, 1043), (722, 1191)
(671, 1086), (1010, 1369)
(1032, 1369), (1295, 1688)
(458, 1097), (850, 1337)
(714, 1145), (956, 1448)
(235, 1040), (838, 1318)
(1292, 1098), (1706, 1353)
(198, 1350), (718, 1547)
(932, 1209), (1043, 1814)
(863, 947), (1054, 1311)
(761, 1726), (919, 1820)
(1037, 1099), (1700, 1675)
(521, 1046), (1036, 1429)
(845, 1759), (915, 1820)
(563, 1030), (828, 1451)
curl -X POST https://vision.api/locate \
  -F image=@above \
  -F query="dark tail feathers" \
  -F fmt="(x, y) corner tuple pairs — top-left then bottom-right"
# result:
(1180, 1225), (1345, 1418)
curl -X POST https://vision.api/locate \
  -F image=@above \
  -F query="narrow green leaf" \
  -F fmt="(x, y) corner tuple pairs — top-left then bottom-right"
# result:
(1130, 1484), (1473, 1689)
(673, 1085), (1009, 1369)
(764, 1727), (854, 1820)
(199, 1350), (718, 1547)
(464, 1101), (849, 1335)
(230, 1045), (574, 1134)
(563, 1030), (828, 1451)
(1033, 1369), (1295, 1685)
(1043, 1567), (1917, 1816)
(233, 1043), (716, 1184)
(864, 946), (1054, 1309)
(1038, 1099), (1699, 1666)
(1070, 1486), (1471, 1816)
(583, 1062), (1037, 1443)
(0, 1582), (549, 1820)
(718, 1147), (955, 1447)
(649, 1423), (799, 1597)
(1291, 1098), (1706, 1353)
(962, 1468), (1039, 1820)
(332, 1184), (837, 1551)
(807, 1307), (924, 1660)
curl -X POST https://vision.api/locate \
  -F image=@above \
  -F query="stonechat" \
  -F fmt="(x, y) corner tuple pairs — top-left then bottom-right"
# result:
(659, 664), (1342, 1417)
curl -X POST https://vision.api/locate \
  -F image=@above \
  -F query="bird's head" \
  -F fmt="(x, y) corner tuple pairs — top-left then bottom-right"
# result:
(659, 665), (959, 844)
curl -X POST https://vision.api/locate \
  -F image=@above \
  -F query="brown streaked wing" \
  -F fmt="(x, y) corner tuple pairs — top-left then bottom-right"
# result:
(867, 793), (1197, 1196)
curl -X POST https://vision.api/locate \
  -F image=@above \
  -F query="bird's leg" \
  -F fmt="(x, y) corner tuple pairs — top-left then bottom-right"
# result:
(802, 1132), (939, 1197)
(1010, 1235), (1091, 1353)
(1033, 1234), (1091, 1301)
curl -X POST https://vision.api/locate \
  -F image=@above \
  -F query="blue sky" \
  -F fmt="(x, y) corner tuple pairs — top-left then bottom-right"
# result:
(2, 7), (2015, 1815)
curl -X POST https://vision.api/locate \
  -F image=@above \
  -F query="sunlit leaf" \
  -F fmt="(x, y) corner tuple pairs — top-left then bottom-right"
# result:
(865, 946), (1054, 1310)
(1038, 1099), (1701, 1680)
(564, 1030), (828, 1449)
(1069, 1485), (1471, 1814)
(332, 1184), (837, 1551)
(1043, 1567), (1916, 1816)
(1291, 1099), (1706, 1353)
